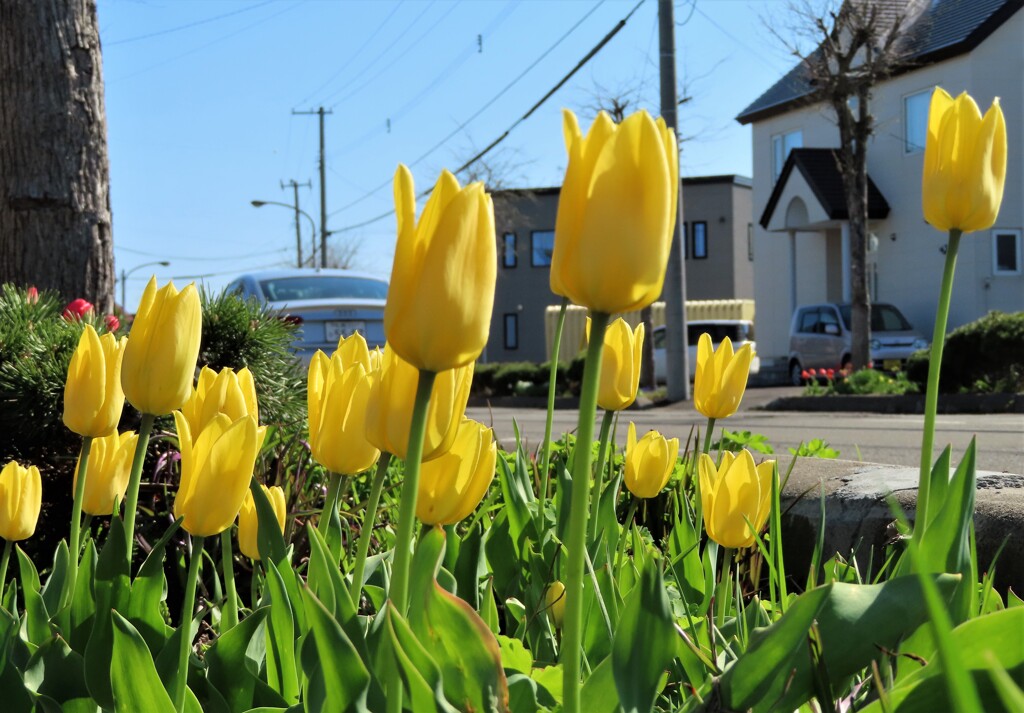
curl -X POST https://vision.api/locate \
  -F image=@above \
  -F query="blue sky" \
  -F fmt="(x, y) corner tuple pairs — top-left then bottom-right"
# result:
(99, 0), (801, 308)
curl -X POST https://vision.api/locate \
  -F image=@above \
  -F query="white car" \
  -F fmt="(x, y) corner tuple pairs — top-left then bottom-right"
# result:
(652, 320), (760, 382)
(226, 268), (388, 363)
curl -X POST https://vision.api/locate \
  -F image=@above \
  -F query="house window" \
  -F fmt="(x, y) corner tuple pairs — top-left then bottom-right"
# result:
(993, 229), (1022, 275)
(683, 222), (688, 259)
(531, 230), (555, 267)
(904, 90), (930, 153)
(747, 223), (754, 261)
(692, 222), (708, 259)
(502, 232), (517, 268)
(503, 313), (518, 350)
(772, 129), (802, 181)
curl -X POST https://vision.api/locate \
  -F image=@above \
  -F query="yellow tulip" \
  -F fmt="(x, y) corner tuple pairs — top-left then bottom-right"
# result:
(335, 332), (372, 370)
(551, 109), (678, 315)
(173, 412), (260, 537)
(587, 317), (644, 411)
(63, 325), (128, 437)
(237, 484), (286, 560)
(545, 580), (567, 628)
(923, 88), (1007, 234)
(416, 418), (496, 525)
(307, 350), (380, 475)
(0, 461), (42, 541)
(365, 346), (473, 461)
(385, 165), (497, 372)
(75, 431), (138, 516)
(121, 277), (202, 416)
(180, 366), (259, 437)
(698, 450), (774, 549)
(693, 333), (753, 420)
(623, 422), (679, 499)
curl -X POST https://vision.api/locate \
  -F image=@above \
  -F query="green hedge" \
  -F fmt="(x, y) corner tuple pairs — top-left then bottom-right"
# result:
(905, 310), (1024, 393)
(472, 358), (581, 397)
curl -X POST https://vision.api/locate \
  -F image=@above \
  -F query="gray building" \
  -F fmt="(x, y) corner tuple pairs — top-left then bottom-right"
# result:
(486, 176), (754, 363)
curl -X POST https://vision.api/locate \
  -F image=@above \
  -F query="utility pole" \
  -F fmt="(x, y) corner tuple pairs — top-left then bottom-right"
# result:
(659, 0), (691, 402)
(281, 179), (312, 267)
(293, 107), (333, 268)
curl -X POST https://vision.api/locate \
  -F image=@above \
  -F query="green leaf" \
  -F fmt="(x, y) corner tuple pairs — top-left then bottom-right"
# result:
(580, 655), (618, 713)
(60, 699), (102, 713)
(480, 578), (500, 635)
(250, 478), (287, 565)
(40, 540), (69, 617)
(68, 542), (96, 652)
(22, 634), (89, 701)
(409, 527), (509, 713)
(1008, 588), (1024, 609)
(529, 666), (562, 707)
(127, 522), (179, 653)
(207, 607), (277, 712)
(611, 561), (676, 713)
(110, 611), (176, 713)
(453, 522), (483, 611)
(300, 586), (370, 712)
(667, 513), (705, 607)
(378, 603), (458, 713)
(0, 661), (35, 712)
(506, 674), (540, 713)
(497, 635), (532, 675)
(84, 515), (131, 709)
(16, 546), (51, 646)
(263, 561), (299, 704)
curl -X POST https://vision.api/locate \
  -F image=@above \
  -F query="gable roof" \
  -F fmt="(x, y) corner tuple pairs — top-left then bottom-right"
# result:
(737, 0), (1023, 125)
(760, 148), (890, 228)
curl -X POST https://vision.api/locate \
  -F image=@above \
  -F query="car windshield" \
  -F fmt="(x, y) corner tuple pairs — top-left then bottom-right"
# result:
(687, 323), (754, 343)
(838, 304), (912, 332)
(258, 276), (388, 302)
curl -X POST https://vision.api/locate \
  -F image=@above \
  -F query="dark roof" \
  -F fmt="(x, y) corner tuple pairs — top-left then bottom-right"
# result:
(759, 148), (890, 228)
(491, 174), (752, 198)
(737, 0), (1022, 125)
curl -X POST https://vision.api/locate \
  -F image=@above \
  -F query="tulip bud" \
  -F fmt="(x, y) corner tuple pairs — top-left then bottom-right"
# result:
(63, 325), (128, 437)
(173, 412), (260, 537)
(26, 286), (38, 304)
(75, 431), (138, 516)
(587, 317), (644, 411)
(385, 165), (497, 372)
(105, 314), (121, 332)
(552, 109), (678, 314)
(237, 484), (286, 560)
(923, 88), (1006, 234)
(698, 450), (774, 549)
(63, 298), (94, 321)
(545, 581), (566, 628)
(624, 422), (679, 499)
(365, 346), (472, 461)
(121, 277), (202, 416)
(416, 418), (496, 525)
(308, 350), (380, 475)
(0, 461), (42, 542)
(694, 333), (754, 420)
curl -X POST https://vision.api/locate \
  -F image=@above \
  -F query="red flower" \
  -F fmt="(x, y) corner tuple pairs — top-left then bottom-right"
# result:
(808, 368), (817, 377)
(826, 368), (835, 379)
(63, 298), (94, 321)
(801, 370), (809, 380)
(26, 286), (38, 304)
(105, 314), (121, 332)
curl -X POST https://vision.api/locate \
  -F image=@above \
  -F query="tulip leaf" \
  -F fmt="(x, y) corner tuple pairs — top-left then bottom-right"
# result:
(263, 561), (299, 704)
(580, 655), (619, 713)
(110, 611), (176, 713)
(84, 515), (131, 709)
(453, 522), (484, 611)
(0, 661), (34, 712)
(40, 540), (69, 619)
(16, 546), (51, 646)
(611, 561), (676, 713)
(126, 520), (180, 653)
(713, 574), (961, 713)
(0, 604), (20, 674)
(250, 478), (287, 565)
(68, 541), (96, 653)
(409, 527), (509, 713)
(206, 607), (275, 712)
(496, 452), (532, 554)
(667, 512), (705, 609)
(21, 633), (89, 701)
(300, 585), (370, 712)
(305, 524), (366, 658)
(377, 603), (458, 713)
(506, 674), (540, 713)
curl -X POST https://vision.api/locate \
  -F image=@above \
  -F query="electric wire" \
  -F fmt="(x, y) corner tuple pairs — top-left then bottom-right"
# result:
(104, 0), (278, 46)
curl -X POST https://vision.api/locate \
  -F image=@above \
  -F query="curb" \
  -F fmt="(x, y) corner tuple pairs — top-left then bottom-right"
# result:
(763, 392), (1022, 414)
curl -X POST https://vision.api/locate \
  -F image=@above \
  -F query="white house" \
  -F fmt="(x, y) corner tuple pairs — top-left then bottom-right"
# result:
(737, 0), (1023, 378)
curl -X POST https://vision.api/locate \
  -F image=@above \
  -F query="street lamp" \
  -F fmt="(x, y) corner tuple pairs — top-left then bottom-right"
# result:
(120, 260), (170, 312)
(251, 200), (324, 268)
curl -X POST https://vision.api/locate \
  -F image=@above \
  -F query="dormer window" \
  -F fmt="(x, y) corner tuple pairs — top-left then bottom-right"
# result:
(772, 130), (803, 181)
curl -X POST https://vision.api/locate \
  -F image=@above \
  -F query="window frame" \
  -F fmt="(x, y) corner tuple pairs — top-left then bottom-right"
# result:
(530, 230), (555, 267)
(692, 221), (708, 260)
(502, 232), (517, 268)
(771, 129), (803, 181)
(903, 89), (931, 154)
(992, 228), (1022, 276)
(503, 313), (519, 350)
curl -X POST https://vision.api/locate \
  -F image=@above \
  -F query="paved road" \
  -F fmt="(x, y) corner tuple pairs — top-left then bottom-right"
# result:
(467, 387), (1024, 474)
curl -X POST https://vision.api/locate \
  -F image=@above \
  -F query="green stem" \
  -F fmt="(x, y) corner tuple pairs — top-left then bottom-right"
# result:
(562, 310), (610, 713)
(123, 413), (156, 564)
(0, 539), (12, 601)
(588, 410), (615, 541)
(386, 372), (435, 713)
(350, 452), (391, 602)
(174, 535), (204, 713)
(615, 497), (640, 573)
(715, 547), (733, 629)
(538, 298), (570, 529)
(702, 417), (716, 457)
(220, 529), (238, 632)
(318, 471), (343, 537)
(66, 435), (93, 610)
(917, 229), (961, 533)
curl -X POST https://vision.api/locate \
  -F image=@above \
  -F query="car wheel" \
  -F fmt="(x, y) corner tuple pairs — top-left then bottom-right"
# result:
(789, 361), (803, 386)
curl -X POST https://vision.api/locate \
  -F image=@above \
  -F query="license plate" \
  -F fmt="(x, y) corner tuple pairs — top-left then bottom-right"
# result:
(325, 320), (365, 342)
(883, 359), (901, 371)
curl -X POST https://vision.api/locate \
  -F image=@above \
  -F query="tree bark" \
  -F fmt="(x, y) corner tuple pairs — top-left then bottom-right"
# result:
(0, 0), (114, 312)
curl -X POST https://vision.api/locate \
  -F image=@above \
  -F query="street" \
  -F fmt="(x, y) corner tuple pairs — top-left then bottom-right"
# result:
(467, 387), (1024, 474)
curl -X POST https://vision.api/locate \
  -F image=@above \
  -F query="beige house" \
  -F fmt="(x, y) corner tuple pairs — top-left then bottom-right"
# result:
(737, 0), (1023, 377)
(486, 176), (753, 363)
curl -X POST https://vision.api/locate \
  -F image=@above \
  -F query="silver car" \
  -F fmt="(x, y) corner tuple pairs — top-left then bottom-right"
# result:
(787, 302), (928, 384)
(226, 269), (388, 363)
(652, 320), (761, 382)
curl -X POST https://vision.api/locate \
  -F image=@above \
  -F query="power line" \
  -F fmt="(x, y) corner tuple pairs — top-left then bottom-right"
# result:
(329, 0), (611, 221)
(115, 245), (288, 261)
(104, 0), (278, 46)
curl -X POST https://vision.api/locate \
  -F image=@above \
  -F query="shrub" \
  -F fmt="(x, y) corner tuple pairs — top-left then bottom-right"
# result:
(472, 360), (572, 397)
(906, 310), (1024, 393)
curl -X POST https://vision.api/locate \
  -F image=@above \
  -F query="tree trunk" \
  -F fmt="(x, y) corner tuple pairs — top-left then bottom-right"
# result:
(0, 0), (114, 312)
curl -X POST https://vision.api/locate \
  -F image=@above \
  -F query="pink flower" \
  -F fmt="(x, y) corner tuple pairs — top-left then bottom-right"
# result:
(26, 287), (38, 304)
(826, 368), (835, 379)
(105, 314), (121, 332)
(801, 370), (809, 380)
(808, 368), (817, 377)
(63, 299), (94, 321)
